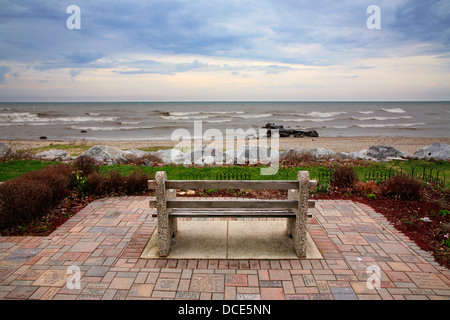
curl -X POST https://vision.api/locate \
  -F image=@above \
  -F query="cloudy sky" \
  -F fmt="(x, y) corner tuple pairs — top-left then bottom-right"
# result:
(0, 0), (449, 102)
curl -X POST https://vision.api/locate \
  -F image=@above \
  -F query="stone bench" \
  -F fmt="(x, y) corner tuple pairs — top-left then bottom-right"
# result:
(148, 171), (316, 258)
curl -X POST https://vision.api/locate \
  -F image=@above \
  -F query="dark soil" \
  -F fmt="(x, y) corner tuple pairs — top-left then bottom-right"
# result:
(312, 186), (450, 270)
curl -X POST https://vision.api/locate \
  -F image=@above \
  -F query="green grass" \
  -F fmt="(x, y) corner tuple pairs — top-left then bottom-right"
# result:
(1, 158), (449, 189)
(0, 160), (58, 181)
(26, 144), (93, 156)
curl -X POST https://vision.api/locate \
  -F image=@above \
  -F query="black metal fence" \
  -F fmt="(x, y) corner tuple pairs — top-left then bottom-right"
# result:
(317, 164), (446, 188)
(177, 164), (446, 188)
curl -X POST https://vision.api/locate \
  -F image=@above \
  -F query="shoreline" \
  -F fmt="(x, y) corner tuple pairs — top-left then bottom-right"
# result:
(2, 136), (449, 156)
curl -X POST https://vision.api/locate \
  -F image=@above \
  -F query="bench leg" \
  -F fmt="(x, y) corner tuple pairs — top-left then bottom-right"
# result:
(167, 189), (178, 238)
(156, 172), (176, 257)
(290, 172), (310, 258)
(286, 190), (296, 238)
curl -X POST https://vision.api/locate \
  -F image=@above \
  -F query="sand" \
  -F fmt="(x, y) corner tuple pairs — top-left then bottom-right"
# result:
(2, 136), (449, 156)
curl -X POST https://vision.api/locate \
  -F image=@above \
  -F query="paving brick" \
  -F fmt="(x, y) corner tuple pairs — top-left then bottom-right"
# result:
(260, 287), (285, 300)
(0, 197), (449, 301)
(109, 277), (134, 290)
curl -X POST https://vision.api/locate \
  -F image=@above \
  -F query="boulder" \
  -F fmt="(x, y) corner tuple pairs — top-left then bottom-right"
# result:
(350, 149), (369, 160)
(180, 145), (223, 165)
(413, 142), (450, 160)
(79, 145), (135, 163)
(127, 148), (149, 158)
(367, 145), (410, 161)
(37, 149), (68, 161)
(150, 149), (183, 164)
(0, 143), (17, 158)
(235, 145), (277, 164)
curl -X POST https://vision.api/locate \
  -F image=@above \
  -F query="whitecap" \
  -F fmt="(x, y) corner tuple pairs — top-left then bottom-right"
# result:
(279, 118), (336, 123)
(351, 116), (412, 121)
(291, 111), (346, 118)
(381, 108), (406, 113)
(358, 111), (374, 114)
(71, 125), (154, 131)
(233, 113), (272, 119)
(160, 115), (211, 120)
(355, 123), (425, 128)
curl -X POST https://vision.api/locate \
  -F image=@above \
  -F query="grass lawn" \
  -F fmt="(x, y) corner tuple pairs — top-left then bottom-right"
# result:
(0, 158), (448, 189)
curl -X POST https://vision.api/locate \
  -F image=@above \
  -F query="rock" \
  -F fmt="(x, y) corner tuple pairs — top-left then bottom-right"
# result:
(413, 142), (450, 160)
(143, 159), (154, 166)
(313, 147), (337, 159)
(0, 143), (17, 158)
(79, 145), (135, 163)
(150, 149), (183, 164)
(235, 145), (276, 164)
(367, 145), (410, 161)
(37, 149), (68, 161)
(127, 148), (149, 158)
(350, 149), (369, 160)
(203, 155), (215, 165)
(263, 123), (319, 138)
(39, 136), (47, 140)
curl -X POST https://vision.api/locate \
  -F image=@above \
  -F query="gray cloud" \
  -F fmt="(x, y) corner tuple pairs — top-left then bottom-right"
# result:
(0, 0), (449, 76)
(0, 66), (11, 84)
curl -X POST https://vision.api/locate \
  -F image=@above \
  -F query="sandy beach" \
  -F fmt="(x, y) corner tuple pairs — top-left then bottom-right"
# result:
(2, 136), (449, 156)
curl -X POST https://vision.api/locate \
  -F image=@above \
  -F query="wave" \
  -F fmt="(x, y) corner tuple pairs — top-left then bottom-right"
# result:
(203, 119), (232, 123)
(119, 121), (143, 125)
(351, 116), (412, 121)
(381, 108), (406, 113)
(233, 113), (272, 119)
(0, 112), (119, 123)
(279, 118), (336, 123)
(287, 111), (346, 118)
(170, 111), (244, 116)
(355, 122), (425, 128)
(160, 115), (211, 121)
(358, 111), (374, 114)
(71, 125), (155, 131)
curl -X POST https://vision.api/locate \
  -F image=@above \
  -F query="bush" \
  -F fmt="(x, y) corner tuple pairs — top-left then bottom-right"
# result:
(0, 164), (75, 228)
(354, 181), (379, 195)
(73, 155), (99, 176)
(124, 170), (151, 194)
(84, 169), (152, 196)
(380, 174), (423, 201)
(331, 166), (359, 189)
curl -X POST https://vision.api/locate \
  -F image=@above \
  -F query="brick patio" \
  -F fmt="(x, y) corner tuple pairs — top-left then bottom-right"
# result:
(0, 196), (449, 300)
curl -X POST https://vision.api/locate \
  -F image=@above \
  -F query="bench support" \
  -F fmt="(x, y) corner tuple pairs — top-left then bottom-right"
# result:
(155, 171), (177, 257)
(287, 171), (310, 258)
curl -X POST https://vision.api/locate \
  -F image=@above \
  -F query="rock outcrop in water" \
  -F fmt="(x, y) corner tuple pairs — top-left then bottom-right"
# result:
(263, 123), (319, 138)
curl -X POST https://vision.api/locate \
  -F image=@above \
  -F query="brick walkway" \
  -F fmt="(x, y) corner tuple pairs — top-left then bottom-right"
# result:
(0, 196), (449, 300)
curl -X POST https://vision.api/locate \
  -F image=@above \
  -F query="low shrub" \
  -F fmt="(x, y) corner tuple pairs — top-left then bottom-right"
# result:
(380, 174), (423, 201)
(73, 155), (99, 176)
(354, 181), (379, 195)
(331, 166), (359, 189)
(83, 169), (152, 196)
(123, 170), (151, 194)
(0, 164), (75, 228)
